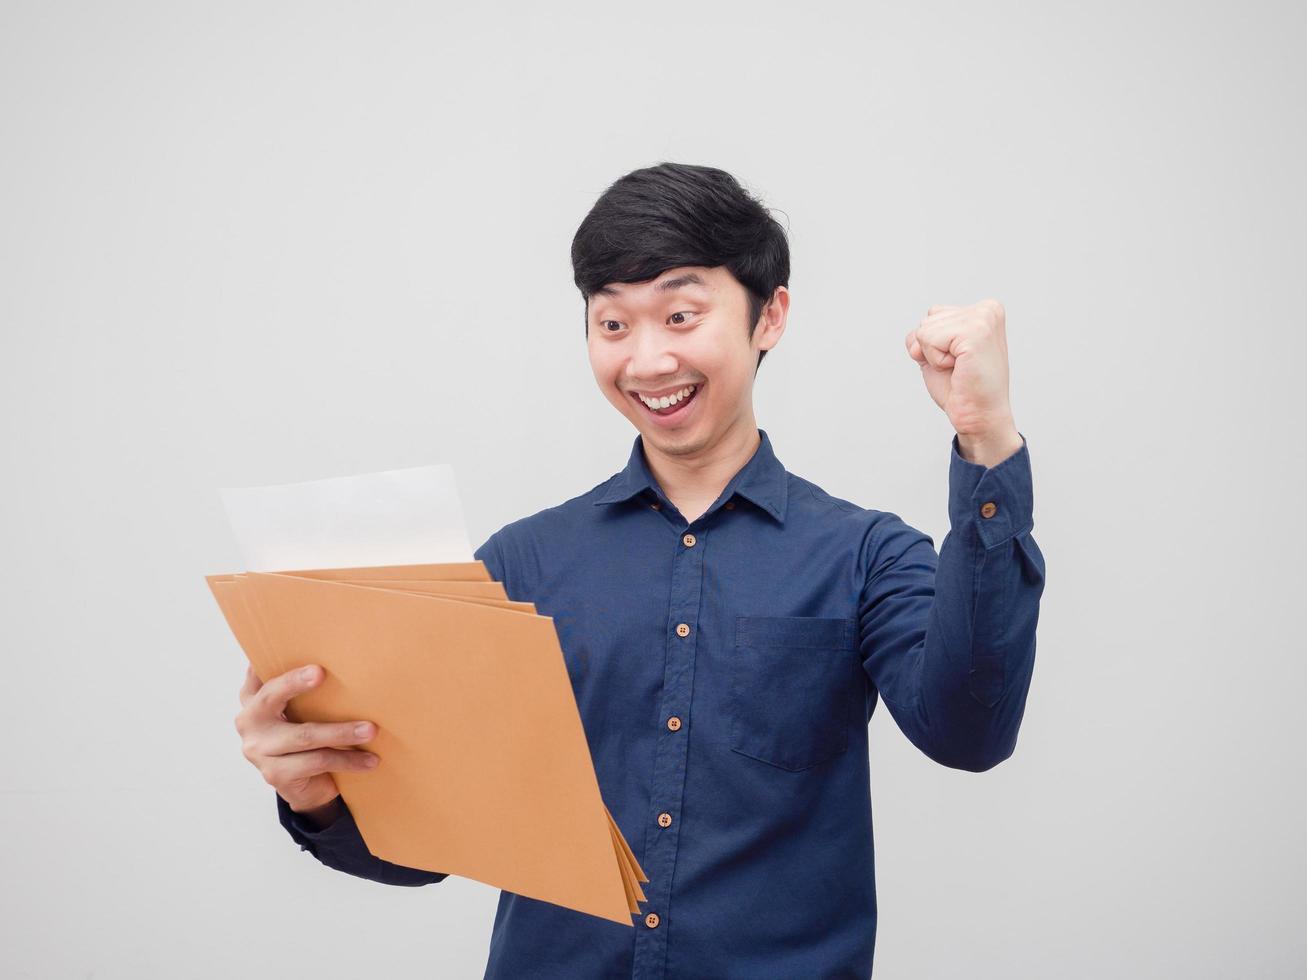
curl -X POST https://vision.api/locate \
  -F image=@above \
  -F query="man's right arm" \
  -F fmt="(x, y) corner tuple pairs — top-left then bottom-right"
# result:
(276, 792), (449, 887)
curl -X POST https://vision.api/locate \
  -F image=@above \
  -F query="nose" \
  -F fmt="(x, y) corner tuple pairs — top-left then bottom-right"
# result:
(625, 321), (679, 385)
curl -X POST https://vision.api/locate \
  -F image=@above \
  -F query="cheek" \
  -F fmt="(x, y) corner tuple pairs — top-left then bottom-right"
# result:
(586, 345), (612, 381)
(685, 346), (734, 389)
(588, 351), (627, 400)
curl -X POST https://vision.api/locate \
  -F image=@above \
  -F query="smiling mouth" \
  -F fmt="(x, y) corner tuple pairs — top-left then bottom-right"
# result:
(631, 382), (701, 416)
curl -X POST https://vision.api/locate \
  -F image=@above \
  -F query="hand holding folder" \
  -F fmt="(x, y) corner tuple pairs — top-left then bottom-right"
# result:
(208, 560), (648, 925)
(208, 466), (647, 925)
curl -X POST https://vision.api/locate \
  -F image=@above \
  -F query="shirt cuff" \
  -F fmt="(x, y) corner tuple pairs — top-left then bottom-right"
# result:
(276, 792), (361, 853)
(947, 431), (1034, 549)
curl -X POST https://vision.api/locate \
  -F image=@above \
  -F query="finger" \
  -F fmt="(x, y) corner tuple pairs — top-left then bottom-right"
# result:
(904, 329), (927, 365)
(926, 304), (960, 317)
(926, 345), (957, 370)
(916, 316), (965, 369)
(917, 334), (952, 370)
(267, 747), (380, 784)
(265, 719), (378, 757)
(254, 664), (324, 720)
(238, 664), (263, 707)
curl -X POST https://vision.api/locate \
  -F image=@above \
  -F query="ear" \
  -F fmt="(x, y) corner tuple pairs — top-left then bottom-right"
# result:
(754, 286), (790, 352)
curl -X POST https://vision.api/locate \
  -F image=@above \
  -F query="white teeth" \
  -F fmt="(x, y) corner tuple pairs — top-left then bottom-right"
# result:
(638, 384), (696, 410)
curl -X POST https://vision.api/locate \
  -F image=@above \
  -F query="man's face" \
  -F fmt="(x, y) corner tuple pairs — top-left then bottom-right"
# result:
(586, 265), (784, 459)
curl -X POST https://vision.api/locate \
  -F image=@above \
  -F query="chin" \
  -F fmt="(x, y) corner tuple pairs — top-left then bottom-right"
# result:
(644, 423), (710, 454)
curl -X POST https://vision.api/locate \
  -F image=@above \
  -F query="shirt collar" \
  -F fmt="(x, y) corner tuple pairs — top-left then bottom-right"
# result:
(592, 427), (789, 524)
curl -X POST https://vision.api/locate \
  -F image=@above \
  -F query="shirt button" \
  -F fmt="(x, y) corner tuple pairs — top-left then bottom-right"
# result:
(675, 623), (691, 637)
(650, 501), (661, 510)
(666, 715), (682, 731)
(682, 532), (697, 547)
(980, 501), (998, 518)
(724, 500), (735, 510)
(657, 812), (672, 828)
(645, 912), (661, 929)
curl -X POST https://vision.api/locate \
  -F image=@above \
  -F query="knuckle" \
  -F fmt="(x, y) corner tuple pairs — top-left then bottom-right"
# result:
(253, 686), (275, 713)
(240, 736), (260, 761)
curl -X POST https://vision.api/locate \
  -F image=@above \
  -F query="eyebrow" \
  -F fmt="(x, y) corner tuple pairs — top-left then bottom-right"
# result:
(594, 272), (709, 298)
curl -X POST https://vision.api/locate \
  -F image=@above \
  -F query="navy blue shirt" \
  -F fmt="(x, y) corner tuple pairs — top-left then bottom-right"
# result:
(276, 427), (1046, 978)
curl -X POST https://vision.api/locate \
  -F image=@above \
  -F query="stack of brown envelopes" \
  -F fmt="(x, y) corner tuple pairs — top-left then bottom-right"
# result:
(206, 560), (648, 925)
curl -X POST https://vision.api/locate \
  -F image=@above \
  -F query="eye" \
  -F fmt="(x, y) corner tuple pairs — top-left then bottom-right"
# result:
(600, 320), (625, 333)
(669, 311), (696, 325)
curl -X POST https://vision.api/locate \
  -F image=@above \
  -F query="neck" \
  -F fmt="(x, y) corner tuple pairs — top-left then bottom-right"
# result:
(642, 412), (761, 522)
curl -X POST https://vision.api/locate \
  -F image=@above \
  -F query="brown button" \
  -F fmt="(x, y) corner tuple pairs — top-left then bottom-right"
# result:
(682, 532), (697, 547)
(650, 501), (661, 510)
(675, 623), (690, 637)
(724, 500), (735, 509)
(657, 812), (672, 828)
(980, 501), (998, 518)
(666, 716), (682, 731)
(645, 912), (660, 929)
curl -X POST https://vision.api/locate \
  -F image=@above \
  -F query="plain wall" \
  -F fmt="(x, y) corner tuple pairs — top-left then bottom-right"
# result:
(2, 1), (1303, 977)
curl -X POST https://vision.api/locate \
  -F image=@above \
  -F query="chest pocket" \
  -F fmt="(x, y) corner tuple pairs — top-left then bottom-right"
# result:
(728, 615), (860, 772)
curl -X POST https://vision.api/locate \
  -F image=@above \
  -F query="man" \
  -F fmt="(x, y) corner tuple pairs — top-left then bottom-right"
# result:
(235, 161), (1046, 978)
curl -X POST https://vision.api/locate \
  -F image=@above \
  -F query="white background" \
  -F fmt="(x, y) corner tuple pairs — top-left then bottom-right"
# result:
(2, 1), (1303, 977)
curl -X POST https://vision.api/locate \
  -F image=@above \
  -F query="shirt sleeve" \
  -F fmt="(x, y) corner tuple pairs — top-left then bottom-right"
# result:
(276, 791), (449, 887)
(473, 531), (508, 588)
(858, 432), (1046, 771)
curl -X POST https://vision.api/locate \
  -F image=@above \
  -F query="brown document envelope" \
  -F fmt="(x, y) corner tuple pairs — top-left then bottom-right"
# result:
(206, 562), (647, 924)
(207, 564), (648, 911)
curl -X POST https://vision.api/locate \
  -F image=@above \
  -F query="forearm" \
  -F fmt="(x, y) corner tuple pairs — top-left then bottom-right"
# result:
(276, 792), (449, 887)
(921, 432), (1044, 768)
(863, 432), (1046, 771)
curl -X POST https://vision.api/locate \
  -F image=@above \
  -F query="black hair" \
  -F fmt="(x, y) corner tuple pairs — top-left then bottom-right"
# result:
(571, 162), (790, 371)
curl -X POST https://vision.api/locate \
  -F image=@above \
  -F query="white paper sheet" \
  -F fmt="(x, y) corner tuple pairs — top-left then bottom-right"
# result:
(220, 464), (474, 571)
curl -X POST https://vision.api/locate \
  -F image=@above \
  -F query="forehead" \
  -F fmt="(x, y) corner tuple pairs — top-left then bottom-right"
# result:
(590, 266), (726, 309)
